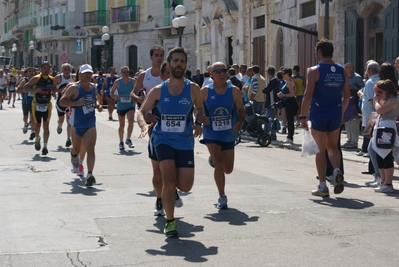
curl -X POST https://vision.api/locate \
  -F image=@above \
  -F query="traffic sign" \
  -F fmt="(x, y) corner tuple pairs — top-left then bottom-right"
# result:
(60, 53), (69, 63)
(37, 51), (42, 57)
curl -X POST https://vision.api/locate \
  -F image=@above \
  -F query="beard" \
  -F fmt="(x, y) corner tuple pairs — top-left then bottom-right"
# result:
(170, 66), (185, 79)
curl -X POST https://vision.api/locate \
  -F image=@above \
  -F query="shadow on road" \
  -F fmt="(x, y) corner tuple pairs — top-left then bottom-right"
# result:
(204, 208), (259, 226)
(61, 177), (105, 196)
(113, 150), (142, 156)
(310, 197), (374, 209)
(146, 217), (216, 262)
(31, 154), (57, 161)
(20, 140), (33, 145)
(55, 145), (70, 152)
(136, 190), (191, 198)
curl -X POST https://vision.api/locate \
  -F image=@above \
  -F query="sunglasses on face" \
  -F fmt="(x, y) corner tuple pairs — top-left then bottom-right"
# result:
(212, 68), (228, 74)
(122, 71), (129, 74)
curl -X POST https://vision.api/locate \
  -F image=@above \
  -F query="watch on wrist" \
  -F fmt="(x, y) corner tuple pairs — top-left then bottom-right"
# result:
(195, 120), (202, 126)
(299, 116), (307, 120)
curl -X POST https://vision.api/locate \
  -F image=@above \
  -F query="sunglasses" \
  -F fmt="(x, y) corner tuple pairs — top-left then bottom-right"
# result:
(122, 71), (129, 74)
(212, 68), (228, 74)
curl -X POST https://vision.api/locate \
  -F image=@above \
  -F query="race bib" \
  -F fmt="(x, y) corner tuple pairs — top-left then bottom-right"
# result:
(36, 103), (48, 112)
(212, 115), (232, 131)
(161, 115), (186, 132)
(28, 92), (34, 97)
(120, 95), (131, 103)
(82, 101), (95, 114)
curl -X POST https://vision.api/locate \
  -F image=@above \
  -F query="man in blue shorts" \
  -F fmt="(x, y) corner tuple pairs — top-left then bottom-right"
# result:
(200, 62), (245, 209)
(110, 66), (136, 150)
(300, 38), (350, 197)
(138, 47), (206, 237)
(59, 64), (103, 186)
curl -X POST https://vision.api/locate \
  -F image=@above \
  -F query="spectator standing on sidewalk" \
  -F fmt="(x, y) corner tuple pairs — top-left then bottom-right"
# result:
(342, 62), (365, 149)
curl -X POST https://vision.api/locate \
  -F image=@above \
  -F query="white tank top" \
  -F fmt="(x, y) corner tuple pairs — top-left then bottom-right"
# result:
(142, 67), (163, 93)
(57, 74), (73, 89)
(0, 76), (6, 88)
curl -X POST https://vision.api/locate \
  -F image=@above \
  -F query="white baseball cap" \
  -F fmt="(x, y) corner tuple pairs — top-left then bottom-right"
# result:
(79, 64), (93, 73)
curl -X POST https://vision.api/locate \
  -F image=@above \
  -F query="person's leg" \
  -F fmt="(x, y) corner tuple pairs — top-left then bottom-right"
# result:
(325, 128), (341, 170)
(126, 110), (135, 139)
(42, 122), (50, 144)
(159, 159), (178, 221)
(83, 127), (97, 173)
(311, 129), (328, 182)
(12, 92), (16, 106)
(206, 143), (226, 196)
(266, 107), (276, 138)
(152, 160), (163, 199)
(285, 104), (295, 141)
(106, 97), (115, 119)
(117, 112), (125, 141)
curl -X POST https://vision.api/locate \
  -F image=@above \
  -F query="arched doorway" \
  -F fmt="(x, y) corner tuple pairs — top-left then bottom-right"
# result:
(367, 6), (384, 63)
(128, 45), (138, 73)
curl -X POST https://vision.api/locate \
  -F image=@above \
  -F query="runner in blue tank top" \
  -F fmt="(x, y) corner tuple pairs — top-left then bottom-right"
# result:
(110, 66), (136, 150)
(102, 67), (118, 120)
(200, 62), (245, 209)
(138, 47), (206, 237)
(300, 38), (350, 198)
(60, 64), (103, 187)
(17, 68), (35, 139)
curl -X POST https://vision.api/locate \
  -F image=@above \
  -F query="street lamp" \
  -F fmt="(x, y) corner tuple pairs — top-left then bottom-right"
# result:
(0, 46), (5, 56)
(172, 5), (188, 47)
(12, 43), (17, 68)
(29, 41), (34, 67)
(101, 26), (110, 71)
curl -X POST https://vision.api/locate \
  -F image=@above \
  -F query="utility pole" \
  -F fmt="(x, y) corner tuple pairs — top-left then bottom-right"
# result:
(321, 0), (333, 39)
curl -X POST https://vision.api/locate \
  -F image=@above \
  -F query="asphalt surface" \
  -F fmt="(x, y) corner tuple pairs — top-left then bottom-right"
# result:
(0, 100), (398, 267)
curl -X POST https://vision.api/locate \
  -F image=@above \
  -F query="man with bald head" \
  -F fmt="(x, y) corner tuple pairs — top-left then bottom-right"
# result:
(342, 62), (365, 149)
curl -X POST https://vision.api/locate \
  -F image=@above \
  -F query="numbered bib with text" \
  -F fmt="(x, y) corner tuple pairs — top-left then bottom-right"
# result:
(82, 102), (94, 114)
(120, 95), (131, 103)
(212, 115), (232, 131)
(36, 103), (48, 112)
(161, 115), (186, 132)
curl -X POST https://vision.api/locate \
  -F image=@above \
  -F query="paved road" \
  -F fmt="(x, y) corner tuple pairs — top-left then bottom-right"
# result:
(0, 101), (398, 267)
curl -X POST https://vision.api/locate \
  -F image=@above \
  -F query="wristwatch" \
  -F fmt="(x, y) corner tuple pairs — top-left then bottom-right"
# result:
(195, 119), (202, 126)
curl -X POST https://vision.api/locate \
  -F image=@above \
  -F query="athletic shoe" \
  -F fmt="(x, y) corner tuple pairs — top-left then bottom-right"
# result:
(65, 138), (72, 148)
(125, 138), (134, 148)
(77, 164), (84, 176)
(42, 147), (48, 155)
(153, 199), (165, 216)
(370, 177), (382, 188)
(345, 142), (358, 149)
(34, 138), (41, 151)
(333, 168), (344, 194)
(71, 167), (78, 173)
(7, 100), (10, 105)
(23, 124), (28, 134)
(57, 126), (62, 134)
(374, 183), (394, 193)
(326, 175), (334, 182)
(217, 195), (228, 209)
(282, 127), (287, 134)
(29, 132), (35, 140)
(208, 156), (215, 168)
(311, 185), (330, 197)
(363, 153), (369, 158)
(175, 190), (183, 208)
(365, 176), (379, 187)
(164, 221), (179, 237)
(71, 154), (79, 169)
(85, 173), (96, 187)
(119, 141), (125, 151)
(12, 104), (15, 108)
(282, 138), (293, 144)
(356, 151), (364, 156)
(108, 115), (113, 120)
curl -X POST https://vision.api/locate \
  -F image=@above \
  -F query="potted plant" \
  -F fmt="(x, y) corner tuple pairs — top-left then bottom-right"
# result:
(74, 25), (81, 29)
(59, 26), (65, 30)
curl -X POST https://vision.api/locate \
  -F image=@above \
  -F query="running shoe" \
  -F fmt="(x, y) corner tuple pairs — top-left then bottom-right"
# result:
(108, 115), (113, 120)
(85, 173), (96, 187)
(65, 138), (72, 148)
(125, 138), (135, 148)
(175, 190), (183, 208)
(57, 126), (62, 134)
(7, 100), (10, 105)
(71, 154), (79, 169)
(311, 185), (330, 197)
(71, 167), (78, 173)
(12, 104), (15, 108)
(217, 194), (228, 209)
(154, 198), (165, 216)
(29, 132), (35, 140)
(34, 138), (41, 151)
(282, 138), (293, 144)
(42, 147), (48, 155)
(164, 221), (179, 237)
(374, 183), (394, 193)
(208, 156), (215, 168)
(23, 124), (28, 134)
(77, 164), (84, 176)
(119, 141), (125, 151)
(333, 168), (344, 194)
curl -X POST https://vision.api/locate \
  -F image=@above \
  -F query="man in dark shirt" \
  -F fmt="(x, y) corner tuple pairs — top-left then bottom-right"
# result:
(263, 65), (280, 140)
(227, 68), (242, 90)
(192, 68), (204, 87)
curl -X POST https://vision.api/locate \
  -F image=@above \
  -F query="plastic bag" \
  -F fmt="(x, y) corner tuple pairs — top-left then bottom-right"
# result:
(301, 129), (320, 157)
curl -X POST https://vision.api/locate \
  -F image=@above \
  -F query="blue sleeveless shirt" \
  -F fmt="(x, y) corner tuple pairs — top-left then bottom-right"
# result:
(152, 79), (194, 150)
(116, 77), (134, 110)
(203, 83), (236, 142)
(96, 76), (105, 94)
(22, 77), (34, 104)
(105, 76), (117, 95)
(312, 63), (345, 110)
(69, 82), (96, 129)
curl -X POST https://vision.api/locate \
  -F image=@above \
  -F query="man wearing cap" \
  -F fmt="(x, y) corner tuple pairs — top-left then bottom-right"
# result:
(0, 69), (9, 110)
(60, 64), (103, 187)
(23, 62), (56, 155)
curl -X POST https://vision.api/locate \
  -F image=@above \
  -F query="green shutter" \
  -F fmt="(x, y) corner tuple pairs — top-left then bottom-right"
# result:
(62, 13), (66, 26)
(177, 0), (183, 4)
(98, 0), (107, 25)
(164, 0), (170, 26)
(127, 0), (136, 5)
(55, 14), (58, 25)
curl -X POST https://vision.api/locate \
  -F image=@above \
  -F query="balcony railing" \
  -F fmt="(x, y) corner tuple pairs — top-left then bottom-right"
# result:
(35, 26), (53, 39)
(111, 5), (140, 23)
(84, 10), (109, 27)
(52, 26), (86, 39)
(18, 15), (38, 28)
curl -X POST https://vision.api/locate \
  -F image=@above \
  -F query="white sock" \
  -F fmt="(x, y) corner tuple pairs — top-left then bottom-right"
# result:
(319, 182), (327, 189)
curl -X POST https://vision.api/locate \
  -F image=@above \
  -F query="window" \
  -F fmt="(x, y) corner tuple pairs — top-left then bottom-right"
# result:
(255, 15), (265, 29)
(301, 0), (316, 19)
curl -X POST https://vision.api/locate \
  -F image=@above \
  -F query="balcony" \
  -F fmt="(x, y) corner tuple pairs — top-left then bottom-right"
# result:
(53, 0), (67, 4)
(18, 15), (38, 29)
(52, 26), (86, 40)
(111, 5), (140, 31)
(84, 10), (109, 34)
(35, 26), (53, 41)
